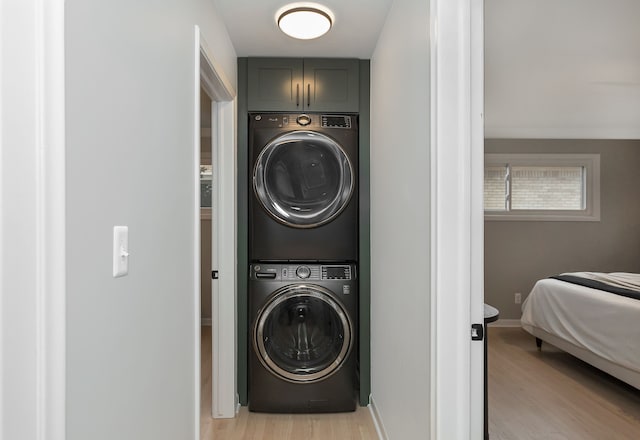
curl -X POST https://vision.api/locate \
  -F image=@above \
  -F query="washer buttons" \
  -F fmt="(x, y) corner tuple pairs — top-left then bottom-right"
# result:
(296, 266), (311, 279)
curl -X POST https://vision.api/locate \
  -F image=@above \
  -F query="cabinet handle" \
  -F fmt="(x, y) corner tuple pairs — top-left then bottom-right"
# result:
(296, 84), (300, 107)
(307, 84), (311, 107)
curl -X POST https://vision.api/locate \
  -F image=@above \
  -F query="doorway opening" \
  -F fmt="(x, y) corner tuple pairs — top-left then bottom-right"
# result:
(482, 3), (640, 439)
(193, 25), (237, 439)
(199, 86), (216, 436)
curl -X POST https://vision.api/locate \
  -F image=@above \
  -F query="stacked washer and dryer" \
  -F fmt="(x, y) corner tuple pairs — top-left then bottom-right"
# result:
(248, 113), (359, 413)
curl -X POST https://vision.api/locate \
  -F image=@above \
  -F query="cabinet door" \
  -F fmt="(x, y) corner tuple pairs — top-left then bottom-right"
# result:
(304, 59), (359, 112)
(247, 58), (303, 111)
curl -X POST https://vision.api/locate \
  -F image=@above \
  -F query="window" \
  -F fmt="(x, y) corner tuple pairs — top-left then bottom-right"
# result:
(484, 154), (600, 221)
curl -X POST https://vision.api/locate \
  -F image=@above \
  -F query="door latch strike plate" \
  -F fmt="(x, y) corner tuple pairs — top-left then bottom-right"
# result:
(211, 270), (219, 280)
(471, 323), (484, 341)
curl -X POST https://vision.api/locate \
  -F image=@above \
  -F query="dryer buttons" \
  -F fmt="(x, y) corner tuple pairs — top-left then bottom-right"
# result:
(296, 114), (311, 126)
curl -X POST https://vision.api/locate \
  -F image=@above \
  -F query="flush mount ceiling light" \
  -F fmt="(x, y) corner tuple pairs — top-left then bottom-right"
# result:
(276, 3), (334, 40)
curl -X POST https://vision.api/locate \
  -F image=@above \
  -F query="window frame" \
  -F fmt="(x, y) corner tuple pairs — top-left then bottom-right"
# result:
(484, 153), (601, 222)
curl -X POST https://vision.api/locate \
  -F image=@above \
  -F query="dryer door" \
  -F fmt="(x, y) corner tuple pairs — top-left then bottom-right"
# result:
(253, 131), (354, 228)
(254, 285), (352, 383)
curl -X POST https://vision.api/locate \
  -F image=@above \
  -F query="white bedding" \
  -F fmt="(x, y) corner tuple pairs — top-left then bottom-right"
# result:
(521, 274), (640, 376)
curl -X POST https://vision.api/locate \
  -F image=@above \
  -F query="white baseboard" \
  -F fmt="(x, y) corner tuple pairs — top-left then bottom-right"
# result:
(201, 318), (212, 326)
(368, 396), (388, 440)
(488, 318), (521, 327)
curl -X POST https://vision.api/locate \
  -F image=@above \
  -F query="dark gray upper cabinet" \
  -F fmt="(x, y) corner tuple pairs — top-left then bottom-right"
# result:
(247, 58), (359, 112)
(247, 58), (303, 112)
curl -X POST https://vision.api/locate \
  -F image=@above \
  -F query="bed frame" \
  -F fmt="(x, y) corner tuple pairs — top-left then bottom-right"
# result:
(524, 325), (640, 390)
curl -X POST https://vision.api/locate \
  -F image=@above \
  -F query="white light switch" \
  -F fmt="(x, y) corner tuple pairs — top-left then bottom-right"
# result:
(113, 226), (129, 278)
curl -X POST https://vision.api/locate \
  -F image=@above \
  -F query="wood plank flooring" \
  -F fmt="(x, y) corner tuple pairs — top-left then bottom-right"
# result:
(200, 325), (640, 439)
(488, 327), (640, 440)
(200, 326), (379, 440)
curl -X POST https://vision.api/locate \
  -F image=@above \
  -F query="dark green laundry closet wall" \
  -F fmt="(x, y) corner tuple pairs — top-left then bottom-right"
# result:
(236, 57), (371, 407)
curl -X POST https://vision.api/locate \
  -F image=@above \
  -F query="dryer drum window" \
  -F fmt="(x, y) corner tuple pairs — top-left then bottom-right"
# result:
(254, 285), (352, 383)
(254, 131), (354, 228)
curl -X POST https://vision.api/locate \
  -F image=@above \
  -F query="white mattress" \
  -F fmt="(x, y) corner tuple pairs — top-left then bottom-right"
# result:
(521, 276), (640, 375)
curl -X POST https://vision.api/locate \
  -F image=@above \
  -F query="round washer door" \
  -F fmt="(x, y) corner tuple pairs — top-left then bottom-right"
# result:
(254, 285), (352, 383)
(253, 131), (354, 228)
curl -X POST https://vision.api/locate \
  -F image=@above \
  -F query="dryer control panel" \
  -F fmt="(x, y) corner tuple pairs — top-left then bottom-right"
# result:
(251, 264), (355, 281)
(250, 113), (355, 130)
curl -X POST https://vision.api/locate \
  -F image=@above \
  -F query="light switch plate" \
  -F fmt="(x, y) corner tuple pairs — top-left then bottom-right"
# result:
(113, 226), (129, 278)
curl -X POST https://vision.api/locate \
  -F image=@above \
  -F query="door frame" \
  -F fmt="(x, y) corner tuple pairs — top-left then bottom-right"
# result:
(429, 0), (484, 439)
(193, 26), (237, 428)
(0, 0), (66, 439)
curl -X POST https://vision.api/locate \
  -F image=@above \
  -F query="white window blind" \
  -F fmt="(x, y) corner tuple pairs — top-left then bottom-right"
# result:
(484, 154), (600, 221)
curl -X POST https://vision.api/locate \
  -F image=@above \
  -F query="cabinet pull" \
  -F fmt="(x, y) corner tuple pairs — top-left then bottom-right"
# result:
(307, 84), (311, 107)
(296, 84), (300, 107)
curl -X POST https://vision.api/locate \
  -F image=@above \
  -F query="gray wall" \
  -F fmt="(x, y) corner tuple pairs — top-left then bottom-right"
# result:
(65, 1), (236, 438)
(485, 139), (640, 319)
(370, 0), (431, 437)
(485, 0), (640, 139)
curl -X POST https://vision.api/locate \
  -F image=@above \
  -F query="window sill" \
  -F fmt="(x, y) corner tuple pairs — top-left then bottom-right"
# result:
(485, 212), (600, 222)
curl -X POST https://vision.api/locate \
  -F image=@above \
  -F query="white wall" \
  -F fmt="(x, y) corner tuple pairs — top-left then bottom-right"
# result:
(369, 0), (431, 437)
(485, 0), (640, 139)
(65, 1), (235, 439)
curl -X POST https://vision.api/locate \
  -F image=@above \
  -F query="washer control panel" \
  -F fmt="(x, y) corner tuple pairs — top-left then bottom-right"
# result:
(251, 264), (355, 281)
(322, 265), (352, 280)
(321, 115), (351, 128)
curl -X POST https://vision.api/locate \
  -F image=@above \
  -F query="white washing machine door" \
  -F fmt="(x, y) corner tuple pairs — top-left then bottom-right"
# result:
(253, 131), (354, 228)
(254, 285), (352, 383)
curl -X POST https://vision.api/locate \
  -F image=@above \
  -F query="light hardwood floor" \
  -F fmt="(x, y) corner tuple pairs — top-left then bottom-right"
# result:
(200, 326), (640, 439)
(200, 326), (379, 440)
(488, 327), (640, 440)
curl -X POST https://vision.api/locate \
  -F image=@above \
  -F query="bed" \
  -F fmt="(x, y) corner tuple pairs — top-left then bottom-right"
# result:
(520, 272), (640, 390)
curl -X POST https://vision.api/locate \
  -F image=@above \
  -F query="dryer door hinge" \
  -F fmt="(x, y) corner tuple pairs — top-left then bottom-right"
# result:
(471, 323), (484, 341)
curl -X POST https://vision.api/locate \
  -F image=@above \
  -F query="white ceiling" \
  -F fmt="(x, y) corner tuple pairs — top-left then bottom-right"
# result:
(211, 0), (394, 58)
(212, 0), (640, 139)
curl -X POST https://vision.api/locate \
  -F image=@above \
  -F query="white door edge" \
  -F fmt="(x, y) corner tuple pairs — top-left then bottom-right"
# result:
(211, 98), (237, 419)
(1, 1), (66, 439)
(430, 1), (484, 439)
(40, 2), (67, 438)
(194, 27), (237, 435)
(469, 0), (486, 437)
